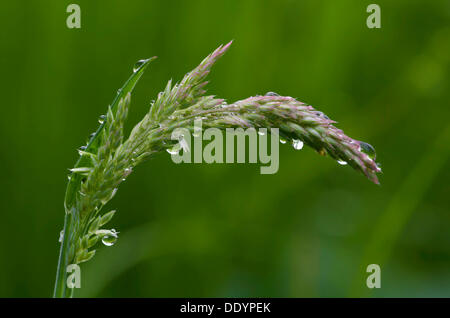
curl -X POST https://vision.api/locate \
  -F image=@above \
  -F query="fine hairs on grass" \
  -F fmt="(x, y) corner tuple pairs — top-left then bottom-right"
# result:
(53, 41), (381, 297)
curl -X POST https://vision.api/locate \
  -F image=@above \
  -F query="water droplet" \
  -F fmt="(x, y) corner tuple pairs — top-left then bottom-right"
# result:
(376, 162), (382, 172)
(124, 167), (132, 177)
(166, 144), (181, 155)
(101, 230), (118, 246)
(133, 59), (148, 72)
(98, 115), (106, 124)
(59, 230), (64, 243)
(78, 146), (88, 156)
(280, 138), (287, 144)
(337, 160), (347, 165)
(359, 142), (376, 160)
(257, 130), (266, 136)
(314, 111), (330, 120)
(292, 139), (304, 150)
(265, 91), (279, 96)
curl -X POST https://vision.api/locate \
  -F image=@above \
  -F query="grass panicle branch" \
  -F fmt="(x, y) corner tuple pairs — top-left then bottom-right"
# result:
(54, 41), (381, 297)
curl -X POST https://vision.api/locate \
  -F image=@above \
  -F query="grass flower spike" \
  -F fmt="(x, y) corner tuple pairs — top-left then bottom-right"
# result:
(54, 41), (381, 297)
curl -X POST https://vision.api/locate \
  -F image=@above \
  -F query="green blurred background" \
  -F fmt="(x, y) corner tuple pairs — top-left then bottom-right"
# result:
(0, 0), (449, 297)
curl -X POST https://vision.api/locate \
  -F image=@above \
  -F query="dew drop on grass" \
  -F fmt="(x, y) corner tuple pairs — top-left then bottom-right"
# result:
(292, 139), (304, 150)
(133, 59), (148, 73)
(257, 130), (266, 136)
(359, 141), (376, 160)
(337, 160), (348, 165)
(166, 145), (180, 155)
(102, 235), (117, 246)
(280, 138), (287, 144)
(59, 230), (64, 243)
(102, 229), (118, 246)
(314, 111), (330, 120)
(98, 115), (106, 124)
(376, 162), (382, 172)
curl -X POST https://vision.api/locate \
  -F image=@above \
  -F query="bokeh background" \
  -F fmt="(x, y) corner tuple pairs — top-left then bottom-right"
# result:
(0, 0), (449, 297)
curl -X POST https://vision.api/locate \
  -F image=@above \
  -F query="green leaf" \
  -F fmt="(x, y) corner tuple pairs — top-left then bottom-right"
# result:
(100, 210), (116, 227)
(78, 250), (96, 264)
(88, 236), (99, 248)
(88, 217), (101, 234)
(64, 57), (157, 212)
